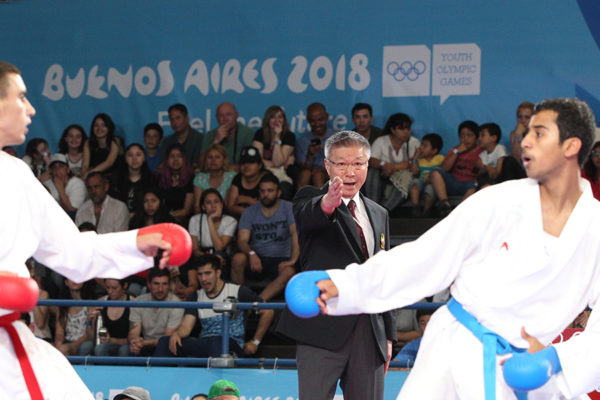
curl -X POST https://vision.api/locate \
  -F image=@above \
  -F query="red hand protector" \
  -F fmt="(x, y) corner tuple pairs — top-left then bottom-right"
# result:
(138, 223), (192, 267)
(0, 275), (40, 312)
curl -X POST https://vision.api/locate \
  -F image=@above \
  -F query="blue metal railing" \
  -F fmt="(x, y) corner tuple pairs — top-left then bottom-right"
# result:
(38, 299), (444, 369)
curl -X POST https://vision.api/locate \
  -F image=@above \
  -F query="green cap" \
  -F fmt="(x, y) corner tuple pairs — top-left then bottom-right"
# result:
(208, 379), (240, 399)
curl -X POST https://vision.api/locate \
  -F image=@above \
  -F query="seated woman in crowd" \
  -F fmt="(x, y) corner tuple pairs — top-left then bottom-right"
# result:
(22, 137), (51, 182)
(582, 141), (600, 201)
(128, 188), (175, 295)
(192, 144), (236, 214)
(57, 124), (87, 177)
(159, 144), (194, 225)
(81, 113), (120, 178)
(43, 153), (87, 219)
(430, 120), (483, 216)
(189, 188), (238, 268)
(225, 146), (265, 218)
(53, 279), (95, 356)
(252, 105), (296, 199)
(110, 143), (157, 214)
(85, 278), (134, 357)
(129, 187), (175, 229)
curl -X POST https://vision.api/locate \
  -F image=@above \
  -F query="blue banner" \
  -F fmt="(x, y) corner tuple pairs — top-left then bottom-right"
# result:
(2, 0), (600, 154)
(75, 365), (409, 400)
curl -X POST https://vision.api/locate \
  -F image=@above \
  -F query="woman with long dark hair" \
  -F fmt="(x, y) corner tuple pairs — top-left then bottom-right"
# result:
(58, 124), (87, 177)
(110, 143), (157, 213)
(158, 143), (194, 225)
(81, 113), (120, 178)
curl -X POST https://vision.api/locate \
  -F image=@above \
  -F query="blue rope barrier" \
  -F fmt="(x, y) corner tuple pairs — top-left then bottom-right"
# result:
(66, 355), (410, 368)
(43, 299), (444, 369)
(37, 299), (443, 310)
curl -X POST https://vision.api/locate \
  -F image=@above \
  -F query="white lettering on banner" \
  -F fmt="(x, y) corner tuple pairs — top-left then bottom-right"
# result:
(157, 108), (347, 134)
(42, 54), (369, 100)
(288, 54), (370, 93)
(43, 62), (176, 100)
(184, 58), (280, 95)
(432, 43), (481, 104)
(66, 68), (85, 98)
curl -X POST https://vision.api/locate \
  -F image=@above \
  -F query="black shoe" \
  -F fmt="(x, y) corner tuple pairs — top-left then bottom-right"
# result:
(439, 201), (452, 217)
(411, 205), (422, 218)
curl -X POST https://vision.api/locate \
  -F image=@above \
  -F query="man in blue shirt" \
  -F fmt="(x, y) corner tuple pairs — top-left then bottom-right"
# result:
(231, 173), (299, 301)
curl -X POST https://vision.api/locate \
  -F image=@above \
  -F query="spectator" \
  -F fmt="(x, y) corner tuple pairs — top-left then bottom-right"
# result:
(430, 120), (483, 216)
(129, 187), (175, 229)
(189, 188), (237, 265)
(22, 137), (51, 181)
(160, 103), (203, 168)
(43, 153), (87, 218)
(509, 101), (534, 160)
(57, 124), (87, 177)
(154, 255), (274, 358)
(192, 144), (236, 214)
(114, 386), (151, 400)
(369, 113), (421, 211)
(207, 379), (240, 400)
(110, 143), (157, 213)
(225, 146), (265, 218)
(26, 260), (52, 342)
(85, 278), (134, 357)
(351, 102), (384, 145)
(53, 279), (94, 356)
(393, 309), (434, 366)
(143, 123), (163, 173)
(295, 102), (335, 189)
(408, 133), (444, 217)
(81, 113), (120, 178)
(191, 395), (208, 400)
(159, 143), (194, 225)
(582, 141), (600, 200)
(476, 123), (508, 189)
(75, 172), (130, 233)
(202, 102), (255, 169)
(231, 174), (299, 301)
(252, 105), (296, 199)
(128, 268), (184, 356)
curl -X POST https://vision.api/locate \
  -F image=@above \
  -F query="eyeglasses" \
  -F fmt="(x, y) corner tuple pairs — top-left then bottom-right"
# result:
(592, 151), (600, 157)
(327, 159), (368, 171)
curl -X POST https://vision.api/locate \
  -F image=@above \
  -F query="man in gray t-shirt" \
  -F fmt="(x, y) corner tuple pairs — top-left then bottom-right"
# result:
(231, 174), (299, 301)
(128, 268), (184, 356)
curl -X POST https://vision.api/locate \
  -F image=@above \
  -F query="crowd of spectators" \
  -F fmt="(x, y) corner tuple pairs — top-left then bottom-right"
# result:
(10, 98), (599, 361)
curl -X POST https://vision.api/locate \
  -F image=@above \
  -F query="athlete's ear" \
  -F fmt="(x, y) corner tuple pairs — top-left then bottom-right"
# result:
(562, 137), (581, 161)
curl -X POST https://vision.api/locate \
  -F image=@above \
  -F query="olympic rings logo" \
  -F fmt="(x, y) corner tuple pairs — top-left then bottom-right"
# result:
(386, 60), (427, 82)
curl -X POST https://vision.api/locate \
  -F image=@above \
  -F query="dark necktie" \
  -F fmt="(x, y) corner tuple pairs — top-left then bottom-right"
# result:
(348, 200), (369, 259)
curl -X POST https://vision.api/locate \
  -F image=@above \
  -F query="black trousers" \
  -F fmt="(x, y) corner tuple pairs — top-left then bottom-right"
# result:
(296, 314), (385, 400)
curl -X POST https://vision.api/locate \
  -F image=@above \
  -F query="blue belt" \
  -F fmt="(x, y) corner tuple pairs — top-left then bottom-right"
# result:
(447, 298), (527, 400)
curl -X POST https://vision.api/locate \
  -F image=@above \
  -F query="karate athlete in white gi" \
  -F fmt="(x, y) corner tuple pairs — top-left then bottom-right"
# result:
(314, 98), (600, 400)
(0, 61), (174, 399)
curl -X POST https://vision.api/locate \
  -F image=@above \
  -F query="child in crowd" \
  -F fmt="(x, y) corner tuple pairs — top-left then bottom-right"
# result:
(369, 113), (421, 211)
(57, 124), (87, 177)
(22, 137), (51, 181)
(143, 123), (163, 173)
(430, 120), (483, 216)
(476, 122), (507, 189)
(408, 133), (444, 217)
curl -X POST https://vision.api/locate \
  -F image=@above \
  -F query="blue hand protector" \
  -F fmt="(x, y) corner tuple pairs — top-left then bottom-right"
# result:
(285, 270), (330, 318)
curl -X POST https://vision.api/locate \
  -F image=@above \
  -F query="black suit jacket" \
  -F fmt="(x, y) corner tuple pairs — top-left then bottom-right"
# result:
(276, 184), (395, 361)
